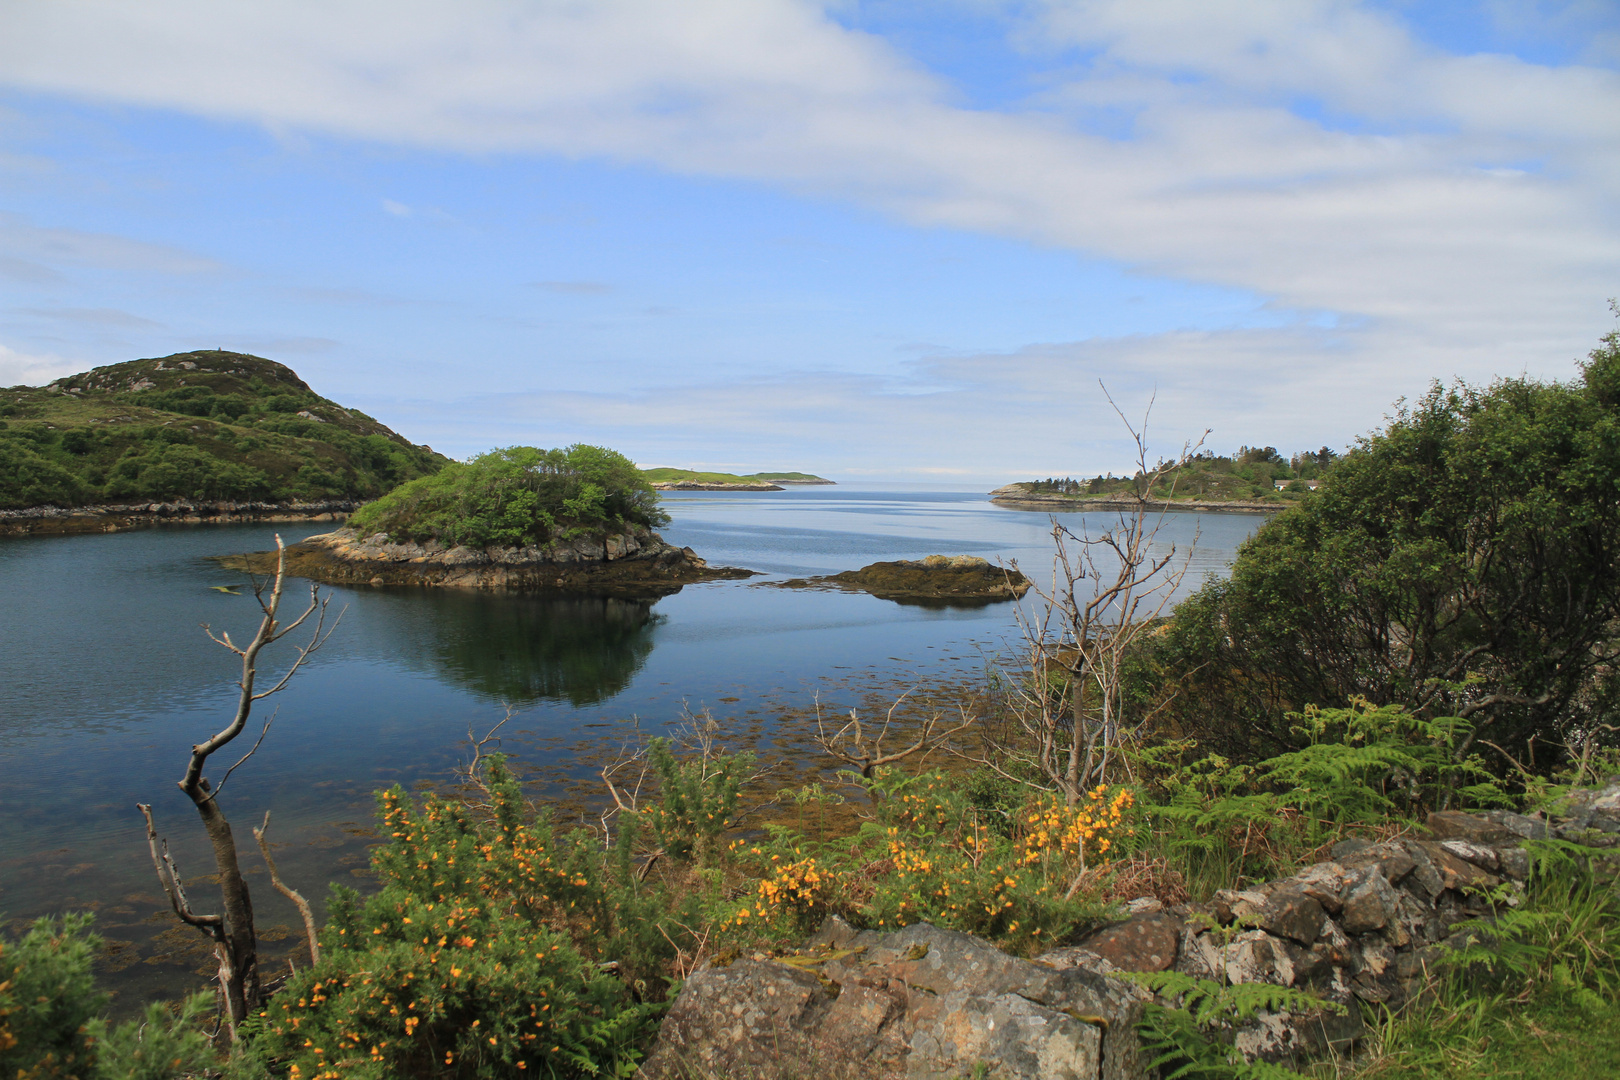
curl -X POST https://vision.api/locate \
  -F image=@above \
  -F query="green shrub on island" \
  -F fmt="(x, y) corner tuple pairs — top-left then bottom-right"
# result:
(348, 444), (669, 549)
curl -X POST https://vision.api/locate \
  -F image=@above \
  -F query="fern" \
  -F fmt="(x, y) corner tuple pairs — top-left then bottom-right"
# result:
(1121, 971), (1341, 1080)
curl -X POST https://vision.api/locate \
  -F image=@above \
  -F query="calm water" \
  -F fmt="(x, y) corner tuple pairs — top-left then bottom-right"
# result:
(0, 485), (1263, 1005)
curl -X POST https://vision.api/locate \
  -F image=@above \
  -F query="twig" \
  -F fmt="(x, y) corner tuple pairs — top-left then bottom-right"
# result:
(252, 812), (320, 966)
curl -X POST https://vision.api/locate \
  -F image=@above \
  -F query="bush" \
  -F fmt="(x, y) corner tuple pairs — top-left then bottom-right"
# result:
(1162, 329), (1620, 763)
(349, 445), (668, 548)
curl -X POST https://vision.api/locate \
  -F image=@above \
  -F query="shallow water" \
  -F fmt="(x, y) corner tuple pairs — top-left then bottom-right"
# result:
(0, 484), (1264, 1006)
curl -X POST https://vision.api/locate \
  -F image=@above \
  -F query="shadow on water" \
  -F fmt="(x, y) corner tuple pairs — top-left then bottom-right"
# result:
(377, 588), (666, 706)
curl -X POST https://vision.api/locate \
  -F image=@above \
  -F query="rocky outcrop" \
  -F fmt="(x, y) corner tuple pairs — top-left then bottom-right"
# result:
(221, 525), (754, 597)
(640, 919), (1150, 1080)
(772, 555), (1030, 606)
(0, 500), (356, 537)
(639, 785), (1620, 1078)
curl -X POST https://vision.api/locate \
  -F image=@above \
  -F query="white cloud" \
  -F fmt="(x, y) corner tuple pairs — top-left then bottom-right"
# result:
(0, 341), (81, 387)
(0, 0), (1615, 463)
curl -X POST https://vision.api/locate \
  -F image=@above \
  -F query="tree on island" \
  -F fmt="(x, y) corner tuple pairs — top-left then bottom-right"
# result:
(348, 444), (668, 549)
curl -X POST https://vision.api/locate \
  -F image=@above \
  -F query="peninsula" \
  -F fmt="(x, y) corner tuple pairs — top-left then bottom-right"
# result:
(0, 350), (445, 535)
(642, 467), (833, 491)
(990, 445), (1337, 513)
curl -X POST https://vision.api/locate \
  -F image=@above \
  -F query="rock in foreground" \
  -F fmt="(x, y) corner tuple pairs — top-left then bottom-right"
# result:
(640, 919), (1149, 1080)
(774, 555), (1029, 606)
(222, 525), (754, 596)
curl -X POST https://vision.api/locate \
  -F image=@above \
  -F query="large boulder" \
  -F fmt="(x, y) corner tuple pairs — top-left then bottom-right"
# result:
(639, 920), (1151, 1080)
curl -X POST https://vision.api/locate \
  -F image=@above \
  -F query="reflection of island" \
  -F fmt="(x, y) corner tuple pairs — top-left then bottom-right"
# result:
(399, 590), (665, 706)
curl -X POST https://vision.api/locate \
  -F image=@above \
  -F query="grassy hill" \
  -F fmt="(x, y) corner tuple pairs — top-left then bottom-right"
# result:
(0, 350), (447, 510)
(641, 468), (830, 484)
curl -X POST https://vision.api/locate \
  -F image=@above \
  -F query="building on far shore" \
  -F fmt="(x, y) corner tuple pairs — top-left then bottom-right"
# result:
(1275, 479), (1322, 491)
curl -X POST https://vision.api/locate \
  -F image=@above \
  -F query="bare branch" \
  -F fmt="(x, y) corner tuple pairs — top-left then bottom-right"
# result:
(253, 812), (319, 966)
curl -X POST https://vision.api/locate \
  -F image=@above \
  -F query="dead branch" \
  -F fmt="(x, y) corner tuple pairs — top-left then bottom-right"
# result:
(252, 812), (319, 966)
(813, 692), (976, 779)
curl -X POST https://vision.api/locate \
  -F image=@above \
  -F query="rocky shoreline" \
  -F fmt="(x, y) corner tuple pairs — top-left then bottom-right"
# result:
(988, 484), (1283, 514)
(219, 524), (755, 597)
(0, 499), (357, 538)
(652, 481), (784, 491)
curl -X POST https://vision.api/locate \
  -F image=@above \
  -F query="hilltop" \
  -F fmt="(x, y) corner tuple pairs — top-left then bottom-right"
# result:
(0, 350), (447, 513)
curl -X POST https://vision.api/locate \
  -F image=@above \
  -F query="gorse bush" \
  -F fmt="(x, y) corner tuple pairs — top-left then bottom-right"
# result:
(0, 914), (214, 1080)
(724, 768), (1132, 954)
(348, 445), (668, 549)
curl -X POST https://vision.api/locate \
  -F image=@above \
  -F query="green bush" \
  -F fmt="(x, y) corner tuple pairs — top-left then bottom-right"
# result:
(0, 914), (213, 1080)
(349, 445), (668, 548)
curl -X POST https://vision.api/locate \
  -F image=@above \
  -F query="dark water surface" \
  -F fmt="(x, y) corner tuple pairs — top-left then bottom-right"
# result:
(0, 485), (1264, 1006)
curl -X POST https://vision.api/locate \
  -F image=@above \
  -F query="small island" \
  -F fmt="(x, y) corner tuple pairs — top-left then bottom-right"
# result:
(227, 445), (753, 596)
(771, 554), (1028, 606)
(642, 467), (834, 491)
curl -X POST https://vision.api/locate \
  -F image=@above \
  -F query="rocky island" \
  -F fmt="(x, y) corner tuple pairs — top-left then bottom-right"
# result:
(771, 554), (1028, 605)
(226, 521), (749, 596)
(228, 443), (753, 596)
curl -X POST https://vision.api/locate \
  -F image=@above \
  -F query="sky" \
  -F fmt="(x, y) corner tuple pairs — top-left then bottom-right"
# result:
(0, 1), (1617, 483)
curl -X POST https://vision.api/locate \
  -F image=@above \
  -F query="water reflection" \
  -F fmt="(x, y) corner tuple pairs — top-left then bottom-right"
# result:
(377, 589), (665, 706)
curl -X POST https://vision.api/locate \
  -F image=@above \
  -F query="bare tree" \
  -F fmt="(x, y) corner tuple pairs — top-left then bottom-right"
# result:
(981, 388), (1207, 804)
(812, 689), (975, 781)
(137, 535), (338, 1040)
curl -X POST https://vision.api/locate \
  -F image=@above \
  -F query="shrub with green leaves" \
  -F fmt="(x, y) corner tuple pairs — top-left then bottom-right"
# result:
(349, 445), (668, 549)
(241, 757), (699, 1079)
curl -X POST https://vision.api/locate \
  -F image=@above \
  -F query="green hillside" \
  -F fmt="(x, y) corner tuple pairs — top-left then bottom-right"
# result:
(0, 350), (447, 510)
(1005, 445), (1338, 504)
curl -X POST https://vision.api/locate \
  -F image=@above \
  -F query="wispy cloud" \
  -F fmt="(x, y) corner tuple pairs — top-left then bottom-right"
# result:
(528, 280), (613, 295)
(10, 306), (165, 330)
(0, 212), (221, 274)
(0, 341), (81, 387)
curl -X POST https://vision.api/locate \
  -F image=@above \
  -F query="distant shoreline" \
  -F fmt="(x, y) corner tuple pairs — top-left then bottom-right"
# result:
(0, 500), (356, 538)
(988, 485), (1284, 514)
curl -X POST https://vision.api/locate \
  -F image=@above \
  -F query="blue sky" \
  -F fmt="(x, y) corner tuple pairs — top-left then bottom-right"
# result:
(1, 1), (1617, 481)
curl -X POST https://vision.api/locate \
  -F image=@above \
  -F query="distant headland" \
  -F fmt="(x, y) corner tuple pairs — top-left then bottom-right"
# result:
(642, 467), (834, 491)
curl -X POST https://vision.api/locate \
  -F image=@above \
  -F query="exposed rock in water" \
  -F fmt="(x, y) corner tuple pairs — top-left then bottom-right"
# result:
(771, 555), (1029, 607)
(219, 525), (754, 597)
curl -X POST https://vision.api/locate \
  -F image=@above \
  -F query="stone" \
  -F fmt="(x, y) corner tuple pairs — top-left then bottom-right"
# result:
(1071, 913), (1182, 972)
(1497, 847), (1531, 880)
(1290, 863), (1348, 915)
(1222, 931), (1296, 987)
(1397, 841), (1447, 901)
(1481, 809), (1549, 842)
(1427, 810), (1517, 845)
(1124, 897), (1164, 915)
(1257, 888), (1327, 945)
(1409, 841), (1501, 893)
(1439, 839), (1500, 872)
(1340, 870), (1399, 934)
(1212, 888), (1269, 926)
(642, 920), (1153, 1080)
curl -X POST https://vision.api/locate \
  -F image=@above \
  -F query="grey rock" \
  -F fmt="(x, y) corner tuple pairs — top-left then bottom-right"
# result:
(1072, 912), (1182, 972)
(1340, 870), (1399, 934)
(1258, 888), (1326, 945)
(1481, 809), (1548, 842)
(1427, 810), (1517, 845)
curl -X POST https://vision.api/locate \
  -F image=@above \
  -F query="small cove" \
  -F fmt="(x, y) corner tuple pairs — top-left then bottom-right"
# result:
(0, 484), (1265, 1008)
